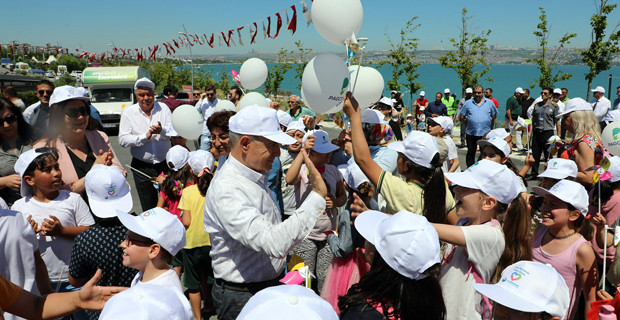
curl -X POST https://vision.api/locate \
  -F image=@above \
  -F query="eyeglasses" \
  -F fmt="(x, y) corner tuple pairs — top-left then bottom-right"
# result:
(211, 133), (229, 141)
(193, 93), (201, 96)
(38, 90), (53, 96)
(206, 92), (215, 97)
(288, 101), (297, 104)
(474, 91), (483, 94)
(65, 106), (89, 119)
(541, 92), (550, 96)
(124, 233), (154, 247)
(0, 114), (17, 126)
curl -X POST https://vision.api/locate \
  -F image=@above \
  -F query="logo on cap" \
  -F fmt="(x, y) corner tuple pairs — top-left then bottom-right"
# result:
(509, 272), (521, 281)
(105, 185), (116, 198)
(68, 89), (75, 95)
(551, 181), (563, 190)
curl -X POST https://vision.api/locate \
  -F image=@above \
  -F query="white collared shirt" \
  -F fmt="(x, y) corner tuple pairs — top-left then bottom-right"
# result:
(196, 98), (219, 135)
(204, 155), (326, 283)
(118, 102), (172, 163)
(591, 96), (612, 122)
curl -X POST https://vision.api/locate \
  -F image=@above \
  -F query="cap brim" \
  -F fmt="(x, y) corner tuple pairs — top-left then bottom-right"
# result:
(444, 171), (479, 189)
(264, 132), (297, 145)
(20, 178), (31, 197)
(473, 283), (547, 315)
(116, 210), (152, 239)
(537, 170), (569, 180)
(387, 141), (405, 153)
(314, 144), (340, 154)
(354, 210), (389, 245)
(89, 192), (133, 219)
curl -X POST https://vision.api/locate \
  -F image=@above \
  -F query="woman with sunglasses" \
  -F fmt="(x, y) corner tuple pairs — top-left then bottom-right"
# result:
(0, 97), (34, 206)
(34, 86), (125, 199)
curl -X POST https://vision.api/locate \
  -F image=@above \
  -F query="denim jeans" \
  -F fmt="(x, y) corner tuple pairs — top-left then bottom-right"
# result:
(200, 134), (212, 151)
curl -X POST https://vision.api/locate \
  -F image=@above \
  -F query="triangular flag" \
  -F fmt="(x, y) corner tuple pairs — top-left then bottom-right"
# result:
(262, 19), (267, 39)
(250, 22), (258, 44)
(301, 0), (312, 25)
(218, 33), (223, 47)
(207, 33), (215, 48)
(288, 5), (297, 34)
(237, 26), (245, 46)
(268, 13), (283, 39)
(284, 9), (289, 26)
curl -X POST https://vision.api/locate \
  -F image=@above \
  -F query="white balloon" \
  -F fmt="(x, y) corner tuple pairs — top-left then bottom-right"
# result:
(238, 92), (268, 110)
(602, 121), (620, 156)
(311, 0), (363, 46)
(213, 100), (237, 113)
(172, 104), (202, 140)
(239, 58), (268, 90)
(301, 53), (350, 114)
(348, 66), (384, 109)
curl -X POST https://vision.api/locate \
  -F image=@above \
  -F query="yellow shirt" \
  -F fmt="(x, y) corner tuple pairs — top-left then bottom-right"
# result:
(377, 171), (456, 216)
(178, 185), (211, 248)
(0, 274), (22, 318)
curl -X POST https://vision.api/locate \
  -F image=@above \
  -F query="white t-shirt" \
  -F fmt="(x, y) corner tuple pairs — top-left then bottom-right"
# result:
(11, 190), (94, 282)
(439, 220), (505, 320)
(131, 269), (183, 293)
(0, 197), (7, 209)
(279, 148), (298, 216)
(442, 136), (461, 174)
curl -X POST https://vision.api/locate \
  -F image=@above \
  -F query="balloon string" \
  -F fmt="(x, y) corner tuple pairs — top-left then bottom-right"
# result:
(351, 46), (365, 95)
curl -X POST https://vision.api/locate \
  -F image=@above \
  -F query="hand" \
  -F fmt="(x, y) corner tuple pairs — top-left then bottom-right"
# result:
(77, 269), (127, 311)
(0, 174), (22, 190)
(269, 101), (281, 110)
(301, 115), (315, 130)
(342, 92), (360, 117)
(509, 119), (514, 126)
(304, 135), (315, 151)
(93, 149), (113, 166)
(147, 121), (162, 139)
(525, 154), (535, 166)
(597, 289), (614, 301)
(200, 93), (207, 100)
(27, 215), (41, 234)
(591, 212), (608, 228)
(325, 194), (335, 209)
(301, 149), (327, 198)
(40, 215), (63, 236)
(343, 141), (353, 157)
(350, 193), (369, 219)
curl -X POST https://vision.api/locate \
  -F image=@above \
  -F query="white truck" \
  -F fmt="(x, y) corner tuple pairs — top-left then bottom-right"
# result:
(82, 66), (151, 130)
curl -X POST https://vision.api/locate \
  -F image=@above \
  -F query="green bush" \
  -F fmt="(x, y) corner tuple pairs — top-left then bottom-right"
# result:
(17, 90), (38, 106)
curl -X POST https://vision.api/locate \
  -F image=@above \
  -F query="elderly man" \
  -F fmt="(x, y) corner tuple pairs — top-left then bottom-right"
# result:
(591, 85), (611, 129)
(118, 78), (172, 211)
(204, 105), (326, 320)
(23, 80), (55, 135)
(459, 85), (497, 167)
(287, 95), (316, 121)
(195, 84), (218, 151)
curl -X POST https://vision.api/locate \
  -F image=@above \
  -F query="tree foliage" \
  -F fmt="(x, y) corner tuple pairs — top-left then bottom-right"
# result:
(581, 0), (620, 100)
(54, 73), (77, 87)
(288, 41), (313, 90)
(264, 48), (292, 97)
(439, 8), (493, 95)
(139, 59), (217, 93)
(379, 17), (423, 103)
(527, 7), (577, 90)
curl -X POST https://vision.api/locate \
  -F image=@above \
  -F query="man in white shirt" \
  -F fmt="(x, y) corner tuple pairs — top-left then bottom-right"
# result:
(118, 78), (172, 211)
(23, 80), (55, 135)
(591, 85), (611, 128)
(195, 84), (218, 151)
(204, 105), (327, 320)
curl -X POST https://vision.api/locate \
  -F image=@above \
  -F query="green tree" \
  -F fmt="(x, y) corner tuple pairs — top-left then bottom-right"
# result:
(54, 73), (77, 86)
(288, 41), (313, 90)
(49, 55), (87, 73)
(582, 0), (620, 100)
(439, 8), (493, 95)
(527, 7), (577, 90)
(264, 48), (292, 97)
(218, 71), (231, 94)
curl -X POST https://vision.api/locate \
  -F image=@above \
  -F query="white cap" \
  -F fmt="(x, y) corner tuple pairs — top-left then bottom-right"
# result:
(445, 159), (522, 204)
(515, 87), (525, 94)
(188, 150), (215, 176)
(444, 88), (450, 94)
(388, 131), (439, 169)
(117, 207), (186, 255)
(99, 284), (193, 320)
(486, 128), (510, 141)
(134, 77), (155, 91)
(229, 105), (297, 145)
(553, 88), (562, 95)
(49, 85), (91, 107)
(431, 116), (453, 134)
(14, 148), (55, 197)
(311, 130), (339, 154)
(477, 136), (511, 157)
(473, 261), (570, 319)
(465, 88), (473, 94)
(85, 165), (133, 218)
(355, 210), (440, 280)
(406, 113), (413, 117)
(538, 158), (578, 180)
(237, 285), (338, 320)
(592, 86), (606, 94)
(76, 87), (90, 98)
(419, 91), (426, 96)
(285, 119), (306, 134)
(547, 135), (561, 144)
(339, 163), (369, 192)
(361, 109), (387, 124)
(391, 90), (397, 94)
(378, 97), (394, 108)
(165, 145), (190, 172)
(557, 98), (593, 118)
(276, 110), (292, 128)
(608, 156), (620, 183)
(532, 180), (589, 216)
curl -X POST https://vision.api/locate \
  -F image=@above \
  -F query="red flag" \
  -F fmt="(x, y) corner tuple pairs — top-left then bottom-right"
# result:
(237, 26), (245, 46)
(221, 30), (235, 47)
(79, 51), (88, 58)
(76, 48), (79, 52)
(90, 53), (96, 62)
(99, 53), (105, 61)
(149, 45), (159, 61)
(173, 39), (179, 48)
(9, 46), (12, 55)
(288, 5), (297, 34)
(207, 33), (215, 48)
(23, 46), (27, 54)
(56, 47), (59, 55)
(250, 22), (258, 44)
(268, 13), (283, 39)
(65, 48), (68, 54)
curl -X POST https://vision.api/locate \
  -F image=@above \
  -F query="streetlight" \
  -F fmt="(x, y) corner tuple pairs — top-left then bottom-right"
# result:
(178, 25), (194, 94)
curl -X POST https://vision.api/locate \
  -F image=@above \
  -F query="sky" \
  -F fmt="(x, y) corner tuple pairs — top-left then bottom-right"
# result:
(2, 0), (619, 56)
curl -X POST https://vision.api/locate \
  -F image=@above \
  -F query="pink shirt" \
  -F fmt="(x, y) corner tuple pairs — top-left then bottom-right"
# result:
(588, 191), (620, 264)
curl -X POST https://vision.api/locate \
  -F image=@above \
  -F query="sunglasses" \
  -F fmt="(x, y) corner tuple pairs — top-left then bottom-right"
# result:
(65, 106), (89, 119)
(206, 93), (215, 97)
(193, 93), (201, 96)
(0, 114), (17, 126)
(541, 92), (550, 96)
(38, 90), (53, 96)
(474, 91), (483, 94)
(124, 233), (154, 247)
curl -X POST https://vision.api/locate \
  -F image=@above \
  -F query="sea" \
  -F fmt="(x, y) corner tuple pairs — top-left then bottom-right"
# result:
(190, 63), (620, 120)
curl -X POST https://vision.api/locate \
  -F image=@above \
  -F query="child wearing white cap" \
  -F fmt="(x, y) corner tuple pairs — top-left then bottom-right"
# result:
(279, 120), (315, 217)
(428, 116), (461, 173)
(100, 283), (192, 320)
(531, 180), (597, 320)
(339, 210), (445, 320)
(286, 130), (346, 293)
(439, 160), (529, 320)
(405, 113), (414, 134)
(178, 150), (216, 319)
(237, 285), (338, 320)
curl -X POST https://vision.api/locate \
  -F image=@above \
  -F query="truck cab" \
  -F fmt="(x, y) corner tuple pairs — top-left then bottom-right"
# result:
(82, 66), (151, 130)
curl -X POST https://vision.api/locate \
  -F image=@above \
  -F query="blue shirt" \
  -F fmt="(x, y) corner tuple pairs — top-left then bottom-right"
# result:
(347, 145), (398, 175)
(459, 98), (497, 136)
(425, 101), (447, 117)
(268, 157), (284, 218)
